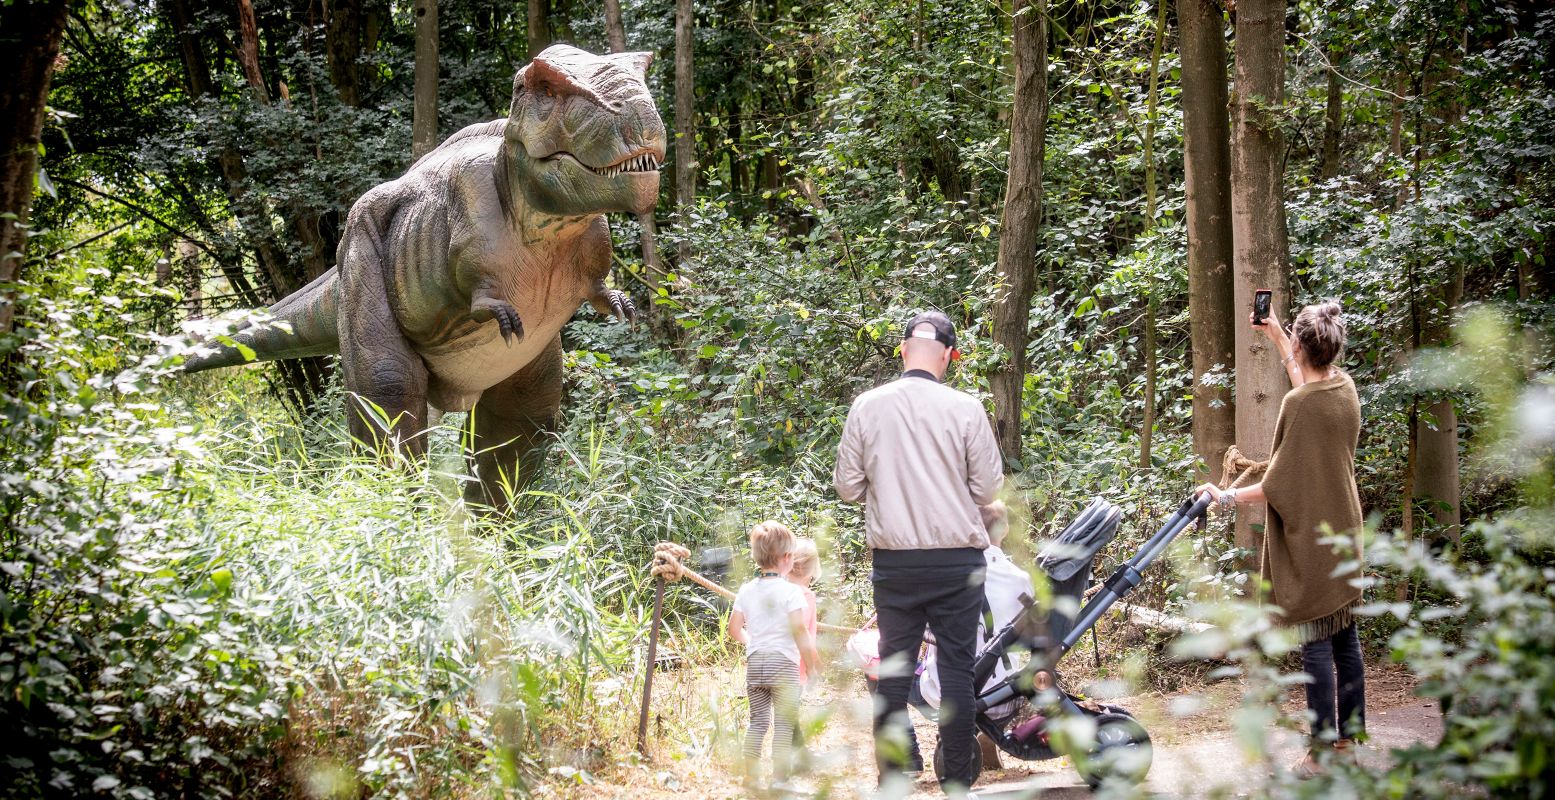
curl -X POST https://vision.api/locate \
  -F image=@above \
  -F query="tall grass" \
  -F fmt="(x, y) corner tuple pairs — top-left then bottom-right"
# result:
(179, 387), (725, 795)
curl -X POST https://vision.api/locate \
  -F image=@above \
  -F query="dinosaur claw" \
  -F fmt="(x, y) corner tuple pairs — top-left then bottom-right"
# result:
(473, 298), (524, 345)
(606, 289), (636, 325)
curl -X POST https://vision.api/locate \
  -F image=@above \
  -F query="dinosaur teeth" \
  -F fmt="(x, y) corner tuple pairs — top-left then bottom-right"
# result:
(594, 155), (662, 176)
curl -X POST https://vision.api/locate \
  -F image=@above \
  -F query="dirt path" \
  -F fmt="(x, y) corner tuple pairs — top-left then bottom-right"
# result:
(566, 662), (1440, 799)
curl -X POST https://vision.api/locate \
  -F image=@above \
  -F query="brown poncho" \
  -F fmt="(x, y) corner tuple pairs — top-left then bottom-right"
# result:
(1259, 372), (1365, 643)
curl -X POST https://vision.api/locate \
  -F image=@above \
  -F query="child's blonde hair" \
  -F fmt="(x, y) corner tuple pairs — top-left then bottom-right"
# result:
(748, 520), (796, 570)
(789, 538), (821, 583)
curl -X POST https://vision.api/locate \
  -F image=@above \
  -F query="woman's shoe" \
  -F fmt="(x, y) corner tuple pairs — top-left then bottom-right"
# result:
(1332, 738), (1359, 767)
(1292, 750), (1327, 779)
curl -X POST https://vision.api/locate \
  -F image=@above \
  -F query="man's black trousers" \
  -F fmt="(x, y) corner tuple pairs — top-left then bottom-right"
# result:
(872, 564), (985, 791)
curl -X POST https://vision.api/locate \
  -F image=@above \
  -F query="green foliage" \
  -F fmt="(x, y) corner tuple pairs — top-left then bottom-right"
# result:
(1371, 511), (1555, 797)
(9, 0), (1555, 795)
(0, 300), (290, 797)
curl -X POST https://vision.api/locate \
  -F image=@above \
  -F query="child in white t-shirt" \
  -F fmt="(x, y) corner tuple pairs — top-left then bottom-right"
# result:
(729, 521), (821, 786)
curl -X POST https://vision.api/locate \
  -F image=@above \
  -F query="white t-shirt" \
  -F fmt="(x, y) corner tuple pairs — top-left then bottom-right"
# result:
(732, 576), (807, 665)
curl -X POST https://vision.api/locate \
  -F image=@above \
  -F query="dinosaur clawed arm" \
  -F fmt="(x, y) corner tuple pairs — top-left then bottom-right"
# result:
(589, 284), (637, 325)
(471, 297), (525, 345)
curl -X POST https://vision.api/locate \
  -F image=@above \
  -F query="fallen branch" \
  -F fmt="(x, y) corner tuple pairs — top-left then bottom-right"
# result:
(1116, 604), (1212, 635)
(650, 542), (855, 634)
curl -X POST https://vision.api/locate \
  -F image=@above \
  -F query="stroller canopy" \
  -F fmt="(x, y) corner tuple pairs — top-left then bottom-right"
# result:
(1037, 498), (1123, 583)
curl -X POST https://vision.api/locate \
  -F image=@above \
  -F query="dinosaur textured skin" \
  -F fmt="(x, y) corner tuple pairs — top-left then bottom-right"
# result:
(183, 45), (664, 511)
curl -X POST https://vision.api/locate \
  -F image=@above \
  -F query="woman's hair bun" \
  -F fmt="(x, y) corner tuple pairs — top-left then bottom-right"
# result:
(1292, 300), (1347, 369)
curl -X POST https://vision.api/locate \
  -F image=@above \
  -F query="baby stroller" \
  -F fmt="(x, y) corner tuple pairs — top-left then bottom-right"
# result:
(930, 494), (1212, 789)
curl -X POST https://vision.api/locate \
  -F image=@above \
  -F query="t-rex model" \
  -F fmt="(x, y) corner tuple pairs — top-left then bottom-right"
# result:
(184, 44), (665, 511)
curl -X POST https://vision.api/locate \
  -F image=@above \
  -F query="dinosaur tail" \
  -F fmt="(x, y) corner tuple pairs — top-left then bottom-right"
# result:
(182, 268), (341, 373)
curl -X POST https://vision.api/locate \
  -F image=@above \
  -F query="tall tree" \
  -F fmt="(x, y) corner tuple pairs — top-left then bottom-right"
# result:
(602, 0), (663, 304)
(1229, 0), (1293, 556)
(1319, 42), (1344, 180)
(1178, 0), (1237, 480)
(603, 0), (626, 53)
(1137, 0), (1169, 469)
(527, 0), (550, 59)
(1408, 5), (1469, 542)
(988, 0), (1049, 464)
(0, 0), (69, 336)
(673, 0), (695, 263)
(413, 0), (439, 160)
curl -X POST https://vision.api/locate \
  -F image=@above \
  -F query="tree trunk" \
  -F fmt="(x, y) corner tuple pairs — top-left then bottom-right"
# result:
(1229, 0), (1293, 558)
(1412, 265), (1464, 541)
(324, 0), (366, 107)
(602, 0), (663, 301)
(1178, 0), (1237, 482)
(1137, 0), (1168, 470)
(988, 0), (1049, 465)
(412, 0), (439, 160)
(674, 0), (695, 263)
(235, 0), (271, 103)
(0, 0), (68, 336)
(1399, 396), (1416, 601)
(603, 0), (626, 53)
(1320, 43), (1343, 180)
(528, 0), (550, 59)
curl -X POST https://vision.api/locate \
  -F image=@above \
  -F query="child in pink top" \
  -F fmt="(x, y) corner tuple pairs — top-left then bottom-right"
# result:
(786, 538), (821, 682)
(785, 537), (822, 768)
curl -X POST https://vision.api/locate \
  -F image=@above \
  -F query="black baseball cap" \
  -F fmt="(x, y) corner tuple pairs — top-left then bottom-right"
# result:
(903, 311), (960, 358)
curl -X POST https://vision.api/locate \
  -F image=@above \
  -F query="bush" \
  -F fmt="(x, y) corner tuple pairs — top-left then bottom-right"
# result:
(1, 309), (291, 797)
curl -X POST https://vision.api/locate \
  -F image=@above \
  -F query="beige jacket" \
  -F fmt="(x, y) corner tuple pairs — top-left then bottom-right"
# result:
(833, 373), (1004, 550)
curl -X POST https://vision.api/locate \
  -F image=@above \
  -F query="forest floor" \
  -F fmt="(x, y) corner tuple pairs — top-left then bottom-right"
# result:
(561, 658), (1440, 799)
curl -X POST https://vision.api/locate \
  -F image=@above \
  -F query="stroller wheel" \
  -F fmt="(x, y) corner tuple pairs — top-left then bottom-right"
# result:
(931, 737), (984, 786)
(1074, 712), (1152, 789)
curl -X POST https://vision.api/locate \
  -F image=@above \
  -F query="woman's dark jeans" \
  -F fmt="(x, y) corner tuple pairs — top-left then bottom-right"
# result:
(1301, 624), (1366, 742)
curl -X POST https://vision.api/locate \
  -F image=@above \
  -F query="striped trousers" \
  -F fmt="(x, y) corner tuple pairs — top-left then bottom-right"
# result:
(744, 650), (800, 779)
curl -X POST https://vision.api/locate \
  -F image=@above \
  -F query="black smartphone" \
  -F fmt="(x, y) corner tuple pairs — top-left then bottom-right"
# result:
(1253, 289), (1272, 325)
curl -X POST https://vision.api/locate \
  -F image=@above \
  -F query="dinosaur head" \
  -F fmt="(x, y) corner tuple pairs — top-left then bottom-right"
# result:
(506, 44), (666, 217)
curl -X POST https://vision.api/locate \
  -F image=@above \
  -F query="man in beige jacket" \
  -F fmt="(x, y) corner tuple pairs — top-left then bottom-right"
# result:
(834, 311), (1003, 797)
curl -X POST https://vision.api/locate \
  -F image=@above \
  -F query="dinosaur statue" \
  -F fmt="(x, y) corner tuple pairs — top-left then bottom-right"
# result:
(184, 44), (665, 511)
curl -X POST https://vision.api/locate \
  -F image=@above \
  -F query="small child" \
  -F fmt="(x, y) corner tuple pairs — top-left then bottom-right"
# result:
(729, 521), (821, 786)
(785, 538), (822, 761)
(786, 538), (821, 683)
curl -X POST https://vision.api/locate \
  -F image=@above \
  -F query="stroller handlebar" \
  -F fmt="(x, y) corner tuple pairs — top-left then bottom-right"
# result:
(976, 494), (1212, 713)
(1062, 493), (1210, 651)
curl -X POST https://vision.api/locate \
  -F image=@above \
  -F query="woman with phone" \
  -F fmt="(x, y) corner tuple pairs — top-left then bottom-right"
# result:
(1196, 300), (1367, 777)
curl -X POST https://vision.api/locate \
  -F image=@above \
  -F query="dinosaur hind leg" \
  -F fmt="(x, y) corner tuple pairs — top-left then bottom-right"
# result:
(463, 334), (563, 514)
(341, 330), (430, 460)
(337, 212), (430, 459)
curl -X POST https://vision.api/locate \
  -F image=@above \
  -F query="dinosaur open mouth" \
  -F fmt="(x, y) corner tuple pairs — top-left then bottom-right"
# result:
(550, 151), (662, 177)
